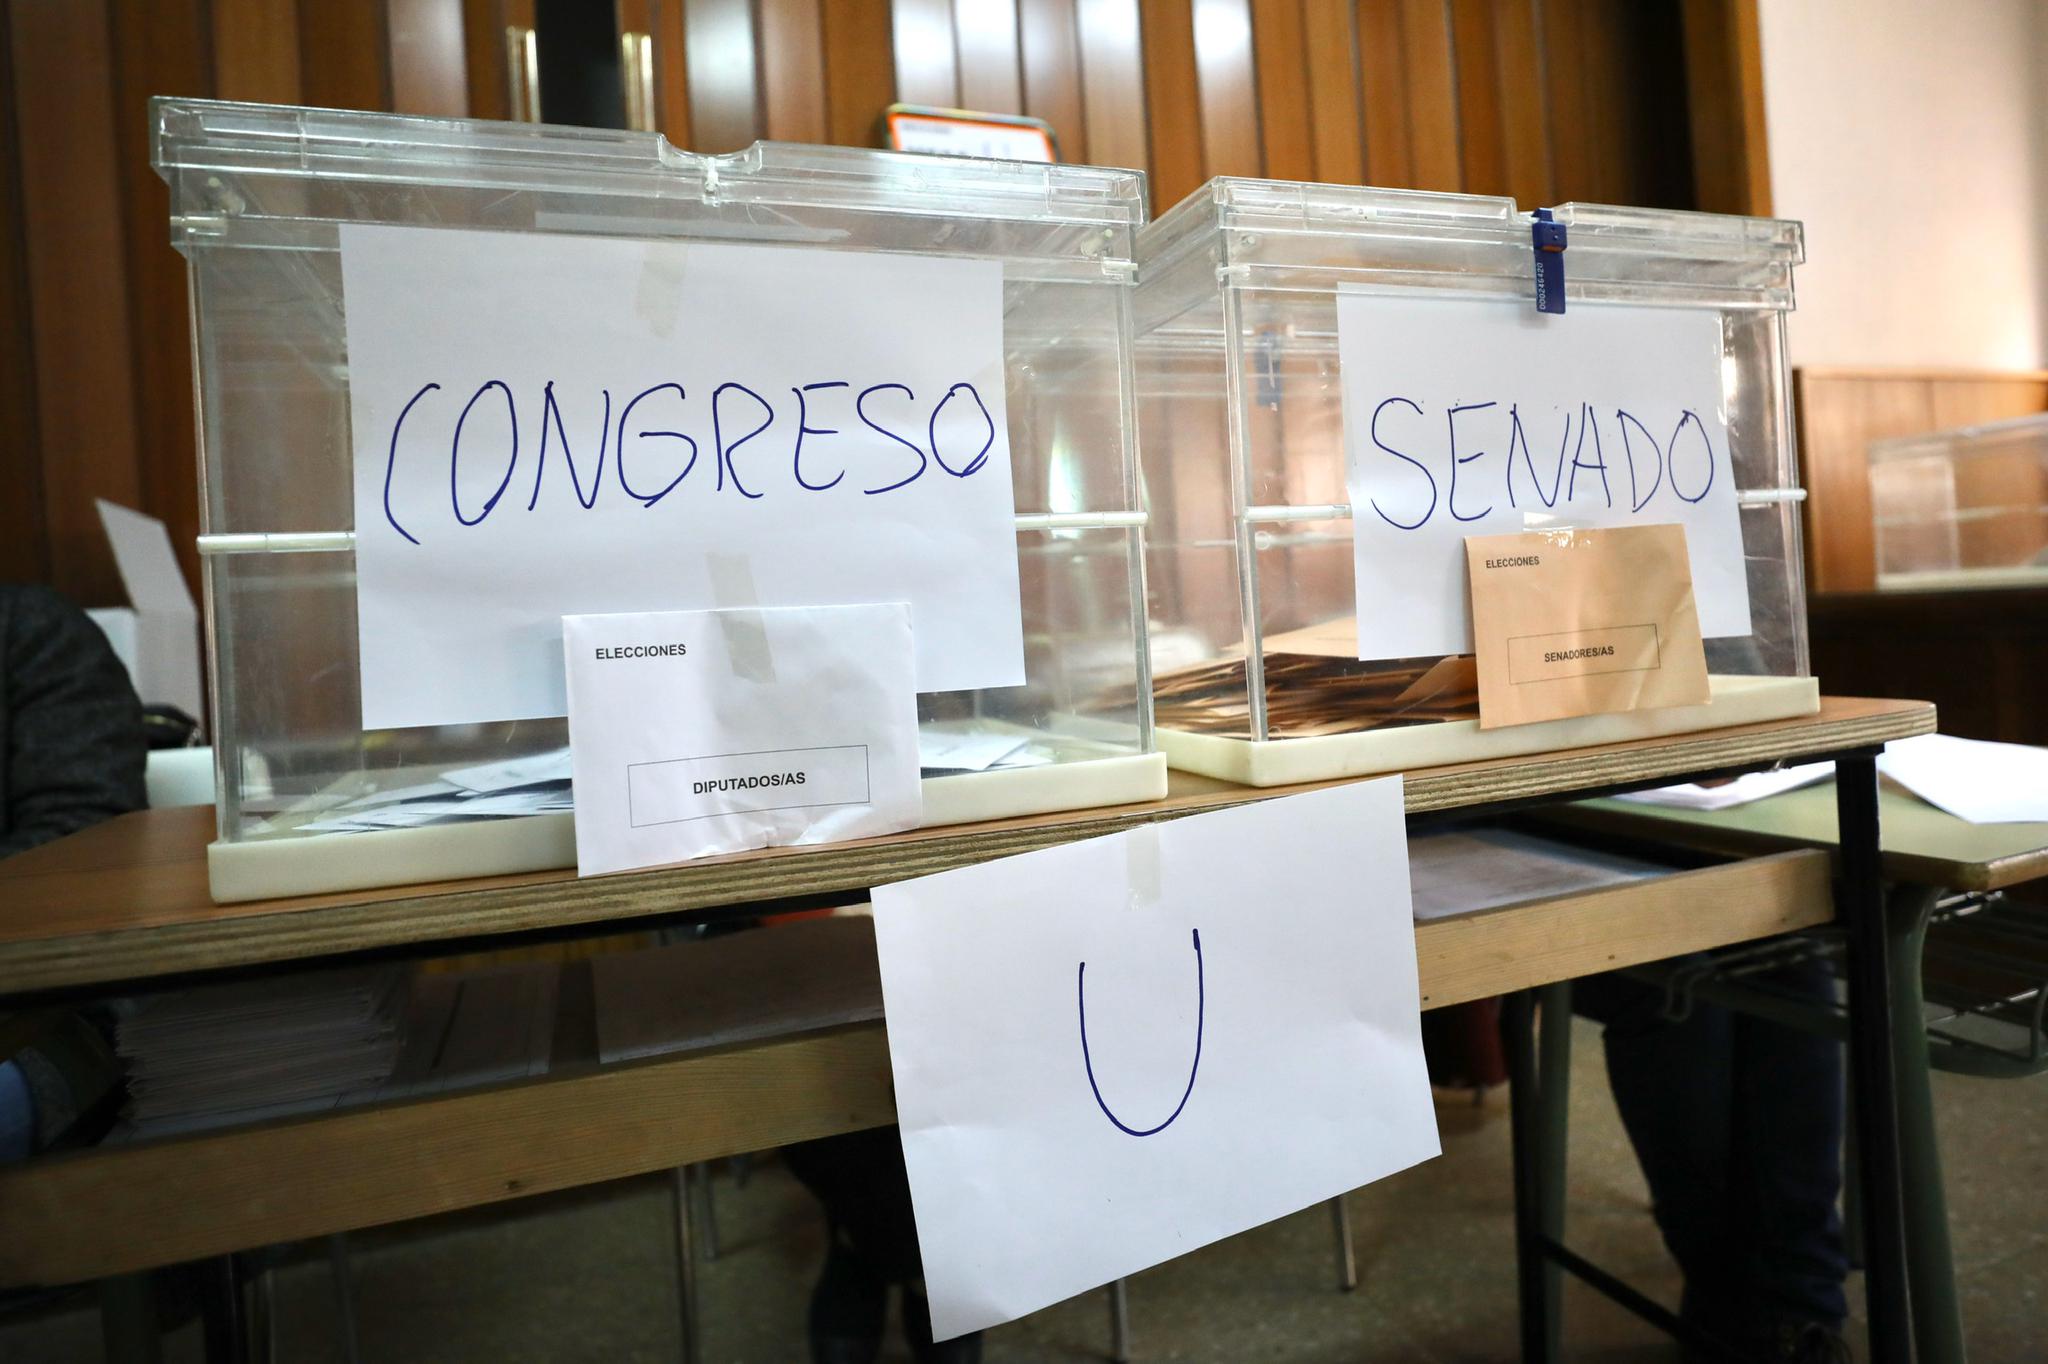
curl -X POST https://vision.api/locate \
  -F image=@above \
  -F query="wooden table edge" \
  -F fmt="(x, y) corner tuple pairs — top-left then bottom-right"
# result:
(0, 698), (1933, 997)
(0, 849), (1834, 1286)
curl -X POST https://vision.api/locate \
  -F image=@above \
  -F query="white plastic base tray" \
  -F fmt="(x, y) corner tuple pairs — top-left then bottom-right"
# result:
(1876, 564), (2048, 592)
(1159, 674), (1820, 788)
(205, 749), (1167, 904)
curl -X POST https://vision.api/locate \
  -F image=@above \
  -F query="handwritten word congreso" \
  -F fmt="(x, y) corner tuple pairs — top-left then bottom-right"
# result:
(1362, 398), (1722, 531)
(378, 378), (999, 545)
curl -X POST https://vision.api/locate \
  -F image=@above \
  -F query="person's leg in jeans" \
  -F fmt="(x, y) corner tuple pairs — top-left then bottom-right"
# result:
(1730, 954), (1849, 1336)
(1574, 964), (1748, 1331)
(0, 1060), (33, 1163)
(1579, 955), (1851, 1360)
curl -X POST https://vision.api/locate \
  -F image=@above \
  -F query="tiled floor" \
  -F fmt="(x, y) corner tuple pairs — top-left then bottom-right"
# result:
(3, 1017), (2042, 1362)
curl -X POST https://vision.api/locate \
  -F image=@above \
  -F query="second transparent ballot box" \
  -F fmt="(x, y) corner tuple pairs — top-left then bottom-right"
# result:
(155, 99), (1162, 902)
(1135, 180), (1815, 785)
(1869, 414), (2048, 590)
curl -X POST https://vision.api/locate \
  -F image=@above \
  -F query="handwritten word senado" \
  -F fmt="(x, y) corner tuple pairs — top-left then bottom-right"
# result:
(1362, 398), (1721, 531)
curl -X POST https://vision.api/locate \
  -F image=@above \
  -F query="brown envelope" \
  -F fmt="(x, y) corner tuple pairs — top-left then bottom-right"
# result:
(1464, 524), (1711, 729)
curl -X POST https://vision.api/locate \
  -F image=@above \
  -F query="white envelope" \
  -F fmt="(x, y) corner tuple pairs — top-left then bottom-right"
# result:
(873, 775), (1439, 1340)
(563, 604), (922, 875)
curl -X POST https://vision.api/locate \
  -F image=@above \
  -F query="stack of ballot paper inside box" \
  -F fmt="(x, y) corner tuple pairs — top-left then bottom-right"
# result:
(1134, 180), (1819, 786)
(155, 98), (1164, 901)
(286, 751), (575, 837)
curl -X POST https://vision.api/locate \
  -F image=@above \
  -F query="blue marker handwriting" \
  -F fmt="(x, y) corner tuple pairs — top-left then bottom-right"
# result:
(1363, 398), (1721, 532)
(1077, 928), (1205, 1138)
(381, 377), (999, 545)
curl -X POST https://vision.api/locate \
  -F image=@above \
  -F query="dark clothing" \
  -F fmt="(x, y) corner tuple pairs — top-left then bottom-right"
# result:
(785, 1126), (983, 1361)
(1, 586), (148, 859)
(784, 1126), (926, 1283)
(1575, 954), (1849, 1334)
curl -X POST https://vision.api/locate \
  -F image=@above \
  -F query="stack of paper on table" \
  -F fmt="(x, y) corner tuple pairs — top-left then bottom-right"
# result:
(117, 967), (405, 1135)
(1407, 828), (1669, 921)
(592, 915), (883, 1065)
(1151, 620), (1478, 738)
(115, 962), (559, 1139)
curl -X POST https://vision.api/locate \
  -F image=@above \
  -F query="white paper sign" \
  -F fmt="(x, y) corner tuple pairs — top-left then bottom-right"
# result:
(1339, 291), (1753, 660)
(343, 224), (1022, 730)
(93, 500), (203, 720)
(873, 776), (1438, 1340)
(563, 604), (922, 875)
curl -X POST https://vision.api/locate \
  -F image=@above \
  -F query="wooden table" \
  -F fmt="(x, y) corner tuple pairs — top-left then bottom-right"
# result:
(0, 697), (1934, 1364)
(1544, 777), (2048, 1364)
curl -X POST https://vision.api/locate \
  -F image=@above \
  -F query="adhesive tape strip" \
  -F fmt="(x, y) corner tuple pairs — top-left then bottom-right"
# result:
(707, 552), (776, 684)
(1520, 509), (1588, 547)
(634, 243), (688, 340)
(1124, 820), (1162, 912)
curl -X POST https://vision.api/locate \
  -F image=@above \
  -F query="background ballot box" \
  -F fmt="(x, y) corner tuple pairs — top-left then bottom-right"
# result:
(1869, 413), (2048, 591)
(1134, 180), (1817, 786)
(154, 99), (1162, 903)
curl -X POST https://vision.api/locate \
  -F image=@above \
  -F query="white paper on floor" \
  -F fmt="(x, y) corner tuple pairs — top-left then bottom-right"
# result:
(1879, 734), (2048, 824)
(872, 775), (1439, 1341)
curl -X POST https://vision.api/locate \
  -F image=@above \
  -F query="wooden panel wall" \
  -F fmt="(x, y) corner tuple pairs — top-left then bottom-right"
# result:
(0, 0), (469, 601)
(1796, 368), (2048, 595)
(2, 0), (1767, 603)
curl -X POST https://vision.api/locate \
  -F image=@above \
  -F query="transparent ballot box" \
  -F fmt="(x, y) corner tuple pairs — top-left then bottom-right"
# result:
(156, 99), (1162, 902)
(1135, 180), (1816, 786)
(1869, 413), (2048, 590)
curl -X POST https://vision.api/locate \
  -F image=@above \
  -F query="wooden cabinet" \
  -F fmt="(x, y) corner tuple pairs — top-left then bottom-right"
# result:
(1792, 366), (2048, 745)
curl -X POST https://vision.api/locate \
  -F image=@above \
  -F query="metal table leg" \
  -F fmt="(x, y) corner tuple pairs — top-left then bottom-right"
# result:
(1835, 754), (1914, 1363)
(1329, 1196), (1358, 1292)
(98, 1273), (162, 1364)
(245, 1258), (276, 1364)
(1504, 989), (1557, 1364)
(327, 1234), (361, 1364)
(1536, 981), (1574, 1363)
(198, 1256), (247, 1364)
(1107, 1277), (1131, 1362)
(695, 1162), (721, 1260)
(1887, 884), (1964, 1364)
(672, 1165), (702, 1364)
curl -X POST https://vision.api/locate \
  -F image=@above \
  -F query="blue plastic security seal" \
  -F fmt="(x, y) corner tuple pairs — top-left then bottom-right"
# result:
(1531, 207), (1567, 314)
